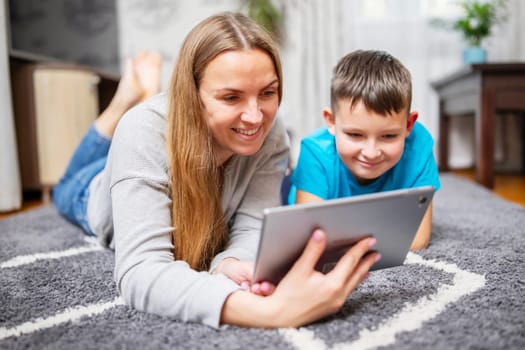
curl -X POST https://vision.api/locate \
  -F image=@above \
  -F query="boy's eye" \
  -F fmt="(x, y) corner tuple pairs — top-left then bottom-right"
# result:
(346, 133), (362, 138)
(382, 134), (398, 139)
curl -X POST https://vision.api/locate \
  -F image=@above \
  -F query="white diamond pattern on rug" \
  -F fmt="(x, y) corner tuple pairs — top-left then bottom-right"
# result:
(280, 252), (486, 350)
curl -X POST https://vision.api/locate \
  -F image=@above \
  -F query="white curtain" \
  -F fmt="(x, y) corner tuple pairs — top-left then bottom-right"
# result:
(279, 0), (344, 164)
(0, 2), (22, 212)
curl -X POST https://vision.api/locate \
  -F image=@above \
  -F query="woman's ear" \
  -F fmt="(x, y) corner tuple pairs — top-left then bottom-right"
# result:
(406, 111), (418, 136)
(323, 108), (336, 135)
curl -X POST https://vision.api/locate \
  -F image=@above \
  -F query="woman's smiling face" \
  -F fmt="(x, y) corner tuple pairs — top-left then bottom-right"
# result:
(198, 48), (280, 165)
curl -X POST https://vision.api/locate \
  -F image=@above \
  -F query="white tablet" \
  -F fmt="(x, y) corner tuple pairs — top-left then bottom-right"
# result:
(252, 186), (435, 285)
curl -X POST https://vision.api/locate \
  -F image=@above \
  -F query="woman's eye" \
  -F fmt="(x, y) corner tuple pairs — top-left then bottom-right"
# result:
(261, 90), (276, 98)
(223, 95), (239, 102)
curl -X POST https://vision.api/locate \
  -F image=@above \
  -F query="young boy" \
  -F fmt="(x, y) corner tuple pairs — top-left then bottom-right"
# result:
(289, 50), (440, 250)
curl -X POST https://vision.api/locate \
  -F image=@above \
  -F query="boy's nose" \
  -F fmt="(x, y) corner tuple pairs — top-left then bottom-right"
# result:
(362, 141), (381, 158)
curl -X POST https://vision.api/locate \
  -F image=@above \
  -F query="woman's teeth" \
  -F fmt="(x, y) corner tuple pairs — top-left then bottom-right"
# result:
(235, 127), (259, 136)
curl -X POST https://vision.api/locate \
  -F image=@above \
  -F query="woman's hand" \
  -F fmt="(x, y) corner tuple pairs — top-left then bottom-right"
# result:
(220, 229), (380, 328)
(266, 229), (379, 326)
(250, 281), (276, 296)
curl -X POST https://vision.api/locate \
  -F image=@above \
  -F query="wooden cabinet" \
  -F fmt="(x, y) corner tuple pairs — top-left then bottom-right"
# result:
(10, 60), (118, 201)
(432, 63), (525, 189)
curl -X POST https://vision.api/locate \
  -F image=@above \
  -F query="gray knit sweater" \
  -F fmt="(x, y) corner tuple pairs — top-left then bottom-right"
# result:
(86, 93), (289, 328)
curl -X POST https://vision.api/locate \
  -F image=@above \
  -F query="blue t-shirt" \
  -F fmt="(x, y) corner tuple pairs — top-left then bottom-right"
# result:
(289, 121), (441, 203)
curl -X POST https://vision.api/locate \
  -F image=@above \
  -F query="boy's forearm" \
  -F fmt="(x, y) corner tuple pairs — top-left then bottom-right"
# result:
(295, 189), (324, 204)
(410, 203), (433, 250)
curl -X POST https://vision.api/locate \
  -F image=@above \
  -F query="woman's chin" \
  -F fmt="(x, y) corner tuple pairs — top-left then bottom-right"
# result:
(234, 144), (263, 156)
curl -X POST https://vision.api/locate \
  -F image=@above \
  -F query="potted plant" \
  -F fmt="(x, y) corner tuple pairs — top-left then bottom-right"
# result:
(240, 0), (283, 43)
(432, 0), (507, 64)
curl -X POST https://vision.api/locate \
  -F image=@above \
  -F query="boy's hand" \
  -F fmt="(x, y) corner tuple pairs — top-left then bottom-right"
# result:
(213, 258), (276, 295)
(213, 257), (253, 291)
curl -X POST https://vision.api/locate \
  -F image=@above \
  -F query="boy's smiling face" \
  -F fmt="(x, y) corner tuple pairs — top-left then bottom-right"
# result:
(324, 99), (417, 185)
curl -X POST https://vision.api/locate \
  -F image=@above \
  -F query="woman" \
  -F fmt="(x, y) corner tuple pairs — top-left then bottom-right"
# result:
(53, 12), (379, 328)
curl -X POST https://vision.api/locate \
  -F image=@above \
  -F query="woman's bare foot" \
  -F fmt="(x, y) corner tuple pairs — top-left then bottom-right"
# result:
(95, 51), (162, 138)
(112, 57), (144, 109)
(134, 51), (162, 99)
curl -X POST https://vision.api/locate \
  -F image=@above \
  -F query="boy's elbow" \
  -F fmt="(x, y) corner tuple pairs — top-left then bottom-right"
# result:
(410, 205), (433, 251)
(410, 238), (430, 251)
(409, 229), (431, 250)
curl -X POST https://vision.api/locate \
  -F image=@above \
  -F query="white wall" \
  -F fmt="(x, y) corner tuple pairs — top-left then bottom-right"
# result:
(117, 0), (240, 91)
(0, 1), (22, 211)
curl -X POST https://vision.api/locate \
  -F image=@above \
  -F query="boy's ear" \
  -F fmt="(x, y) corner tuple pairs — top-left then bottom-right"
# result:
(323, 107), (336, 135)
(406, 111), (418, 136)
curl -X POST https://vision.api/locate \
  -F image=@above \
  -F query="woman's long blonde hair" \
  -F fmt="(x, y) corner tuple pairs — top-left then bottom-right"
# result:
(167, 12), (283, 271)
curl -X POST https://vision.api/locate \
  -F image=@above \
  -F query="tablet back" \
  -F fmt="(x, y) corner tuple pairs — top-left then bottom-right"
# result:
(252, 186), (435, 285)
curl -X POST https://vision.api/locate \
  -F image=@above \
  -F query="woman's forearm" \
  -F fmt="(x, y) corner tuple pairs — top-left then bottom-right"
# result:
(220, 291), (280, 328)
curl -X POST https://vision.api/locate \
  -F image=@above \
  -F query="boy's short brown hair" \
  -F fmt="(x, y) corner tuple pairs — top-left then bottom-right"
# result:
(330, 50), (412, 116)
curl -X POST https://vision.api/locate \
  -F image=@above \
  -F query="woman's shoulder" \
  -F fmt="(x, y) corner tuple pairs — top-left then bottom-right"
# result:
(266, 115), (288, 141)
(141, 92), (169, 115)
(259, 115), (289, 153)
(110, 93), (170, 171)
(113, 93), (168, 143)
(119, 93), (167, 127)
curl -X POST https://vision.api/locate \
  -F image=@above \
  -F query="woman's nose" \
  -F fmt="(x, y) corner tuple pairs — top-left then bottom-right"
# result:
(241, 101), (263, 123)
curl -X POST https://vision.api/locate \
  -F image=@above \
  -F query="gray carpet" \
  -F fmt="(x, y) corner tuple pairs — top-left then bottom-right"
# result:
(1, 173), (524, 350)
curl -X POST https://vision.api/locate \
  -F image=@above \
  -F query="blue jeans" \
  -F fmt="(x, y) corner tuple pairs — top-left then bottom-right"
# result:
(53, 125), (110, 236)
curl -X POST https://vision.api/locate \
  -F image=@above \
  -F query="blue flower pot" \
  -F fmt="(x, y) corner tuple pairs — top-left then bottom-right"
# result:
(463, 47), (487, 65)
